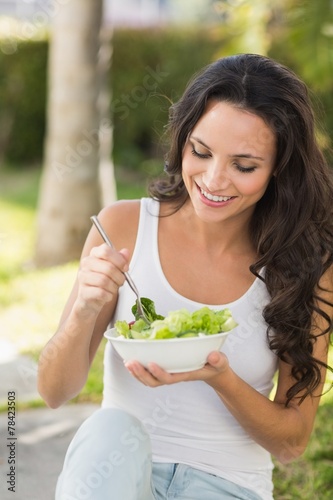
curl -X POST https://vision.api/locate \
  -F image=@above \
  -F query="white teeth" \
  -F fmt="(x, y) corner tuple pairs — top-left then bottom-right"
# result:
(201, 188), (232, 202)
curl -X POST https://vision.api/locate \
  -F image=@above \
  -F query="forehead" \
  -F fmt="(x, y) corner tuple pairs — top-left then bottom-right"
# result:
(192, 100), (276, 157)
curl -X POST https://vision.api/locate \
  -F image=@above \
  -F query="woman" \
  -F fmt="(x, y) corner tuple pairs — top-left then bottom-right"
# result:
(38, 54), (333, 500)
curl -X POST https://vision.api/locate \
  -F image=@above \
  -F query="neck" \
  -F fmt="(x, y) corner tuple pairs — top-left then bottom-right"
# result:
(180, 203), (255, 257)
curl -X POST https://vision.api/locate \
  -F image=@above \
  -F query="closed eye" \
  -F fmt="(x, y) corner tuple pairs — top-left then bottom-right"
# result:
(234, 163), (256, 173)
(191, 147), (211, 159)
(191, 143), (257, 172)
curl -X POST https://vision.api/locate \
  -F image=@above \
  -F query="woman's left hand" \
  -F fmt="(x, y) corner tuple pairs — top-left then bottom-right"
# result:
(124, 351), (229, 387)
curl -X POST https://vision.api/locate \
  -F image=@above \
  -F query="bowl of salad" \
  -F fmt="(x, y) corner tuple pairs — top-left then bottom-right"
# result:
(104, 299), (237, 373)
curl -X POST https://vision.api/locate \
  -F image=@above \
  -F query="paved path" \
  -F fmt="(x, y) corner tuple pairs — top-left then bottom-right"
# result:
(0, 339), (99, 500)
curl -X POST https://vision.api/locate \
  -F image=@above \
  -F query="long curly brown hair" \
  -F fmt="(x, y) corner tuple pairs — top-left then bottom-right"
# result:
(148, 54), (333, 405)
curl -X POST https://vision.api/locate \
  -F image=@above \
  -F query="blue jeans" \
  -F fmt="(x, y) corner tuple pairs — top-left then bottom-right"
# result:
(55, 408), (263, 500)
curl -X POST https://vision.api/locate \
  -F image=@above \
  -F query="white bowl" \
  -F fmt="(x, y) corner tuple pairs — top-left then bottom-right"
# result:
(104, 327), (231, 373)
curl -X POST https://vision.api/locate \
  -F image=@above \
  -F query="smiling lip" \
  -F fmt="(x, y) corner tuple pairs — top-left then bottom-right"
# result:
(198, 185), (236, 205)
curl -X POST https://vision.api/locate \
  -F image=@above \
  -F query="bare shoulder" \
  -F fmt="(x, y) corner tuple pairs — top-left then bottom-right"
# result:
(97, 199), (142, 254)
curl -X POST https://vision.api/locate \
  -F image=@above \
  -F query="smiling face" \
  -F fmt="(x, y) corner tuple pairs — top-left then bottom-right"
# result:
(181, 100), (277, 226)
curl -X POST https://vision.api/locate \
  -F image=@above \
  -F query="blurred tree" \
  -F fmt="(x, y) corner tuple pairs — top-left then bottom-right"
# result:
(269, 0), (333, 91)
(35, 0), (116, 267)
(210, 0), (273, 56)
(268, 0), (333, 159)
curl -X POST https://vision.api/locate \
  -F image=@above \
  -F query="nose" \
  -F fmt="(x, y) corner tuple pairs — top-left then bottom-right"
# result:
(202, 163), (230, 192)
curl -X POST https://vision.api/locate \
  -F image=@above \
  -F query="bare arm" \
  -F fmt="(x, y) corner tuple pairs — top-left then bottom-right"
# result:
(125, 268), (332, 463)
(38, 201), (140, 408)
(205, 336), (329, 464)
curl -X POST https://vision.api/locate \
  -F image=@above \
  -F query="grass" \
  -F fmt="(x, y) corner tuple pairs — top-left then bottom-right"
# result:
(1, 165), (333, 498)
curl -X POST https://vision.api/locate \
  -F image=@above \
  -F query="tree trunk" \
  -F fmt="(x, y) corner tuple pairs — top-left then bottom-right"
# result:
(35, 0), (107, 267)
(97, 25), (117, 206)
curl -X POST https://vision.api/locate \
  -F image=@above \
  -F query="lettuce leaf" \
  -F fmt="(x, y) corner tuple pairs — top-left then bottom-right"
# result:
(115, 298), (237, 340)
(131, 298), (164, 322)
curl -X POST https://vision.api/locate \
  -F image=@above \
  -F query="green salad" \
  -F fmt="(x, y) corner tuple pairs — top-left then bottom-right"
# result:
(114, 298), (237, 340)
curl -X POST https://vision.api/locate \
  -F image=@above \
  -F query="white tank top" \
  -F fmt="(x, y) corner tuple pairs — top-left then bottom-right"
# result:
(102, 197), (278, 499)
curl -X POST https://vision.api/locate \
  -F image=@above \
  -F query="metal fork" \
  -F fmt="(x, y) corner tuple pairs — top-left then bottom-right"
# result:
(90, 216), (150, 324)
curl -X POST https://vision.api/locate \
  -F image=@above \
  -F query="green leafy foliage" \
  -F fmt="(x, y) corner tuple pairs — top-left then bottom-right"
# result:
(131, 296), (164, 322)
(0, 40), (48, 165)
(0, 28), (224, 169)
(268, 0), (333, 162)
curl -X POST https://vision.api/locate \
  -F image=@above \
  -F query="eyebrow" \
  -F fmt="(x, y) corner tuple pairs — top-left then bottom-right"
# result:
(190, 136), (265, 161)
(233, 154), (265, 161)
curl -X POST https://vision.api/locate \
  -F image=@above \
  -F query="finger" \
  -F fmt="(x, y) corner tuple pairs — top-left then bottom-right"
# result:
(78, 283), (114, 306)
(80, 256), (126, 288)
(125, 361), (163, 387)
(148, 363), (176, 381)
(206, 351), (229, 372)
(147, 363), (194, 384)
(118, 248), (130, 268)
(91, 244), (129, 272)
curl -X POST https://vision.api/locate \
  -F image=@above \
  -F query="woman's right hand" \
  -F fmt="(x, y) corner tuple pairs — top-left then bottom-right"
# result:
(74, 243), (130, 316)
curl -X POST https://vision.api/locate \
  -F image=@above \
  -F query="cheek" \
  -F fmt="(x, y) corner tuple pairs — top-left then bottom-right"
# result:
(181, 154), (199, 179)
(236, 175), (271, 196)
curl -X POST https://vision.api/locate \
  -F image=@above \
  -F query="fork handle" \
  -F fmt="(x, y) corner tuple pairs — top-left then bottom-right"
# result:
(90, 216), (114, 248)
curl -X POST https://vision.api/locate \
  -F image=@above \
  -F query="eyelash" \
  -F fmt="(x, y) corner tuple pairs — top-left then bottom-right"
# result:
(191, 148), (210, 159)
(236, 165), (256, 174)
(190, 148), (256, 173)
